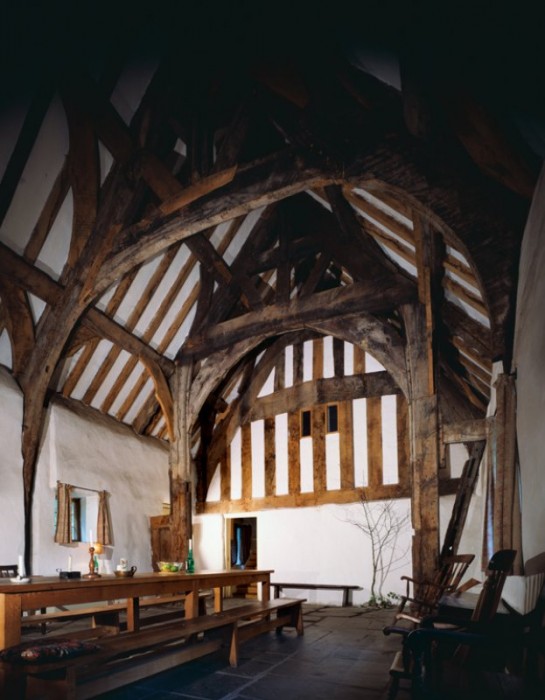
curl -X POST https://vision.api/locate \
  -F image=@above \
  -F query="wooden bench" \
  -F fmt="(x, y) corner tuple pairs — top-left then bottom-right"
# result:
(2, 598), (305, 698)
(22, 591), (212, 634)
(272, 582), (362, 607)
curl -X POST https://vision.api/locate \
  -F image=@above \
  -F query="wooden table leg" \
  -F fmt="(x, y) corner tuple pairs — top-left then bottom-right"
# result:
(126, 597), (140, 632)
(0, 594), (22, 650)
(262, 578), (270, 602)
(185, 584), (199, 618)
(213, 587), (223, 613)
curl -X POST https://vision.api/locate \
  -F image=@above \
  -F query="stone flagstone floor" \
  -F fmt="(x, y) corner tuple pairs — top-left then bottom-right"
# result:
(92, 605), (402, 700)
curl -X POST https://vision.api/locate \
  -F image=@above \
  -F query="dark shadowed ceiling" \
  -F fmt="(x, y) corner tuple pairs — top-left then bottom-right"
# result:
(0, 0), (543, 447)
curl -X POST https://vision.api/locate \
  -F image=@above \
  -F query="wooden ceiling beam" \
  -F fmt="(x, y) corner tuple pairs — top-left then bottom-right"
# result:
(101, 148), (337, 291)
(204, 332), (317, 473)
(66, 70), (265, 321)
(248, 372), (400, 424)
(198, 207), (280, 329)
(345, 134), (526, 359)
(61, 268), (139, 396)
(443, 276), (487, 319)
(212, 101), (252, 172)
(441, 300), (492, 361)
(326, 185), (408, 279)
(0, 82), (54, 227)
(0, 278), (35, 377)
(312, 314), (408, 398)
(343, 188), (415, 247)
(0, 242), (173, 377)
(24, 163), (71, 263)
(358, 215), (416, 270)
(440, 359), (487, 414)
(186, 234), (263, 311)
(298, 252), (333, 297)
(184, 278), (415, 360)
(81, 246), (180, 405)
(442, 419), (487, 444)
(61, 89), (100, 273)
(441, 89), (538, 201)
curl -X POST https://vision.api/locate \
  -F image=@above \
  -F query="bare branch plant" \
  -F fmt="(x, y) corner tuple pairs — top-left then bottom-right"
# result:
(346, 492), (411, 606)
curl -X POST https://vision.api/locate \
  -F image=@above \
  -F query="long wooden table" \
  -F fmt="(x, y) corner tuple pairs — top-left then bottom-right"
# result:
(0, 568), (272, 650)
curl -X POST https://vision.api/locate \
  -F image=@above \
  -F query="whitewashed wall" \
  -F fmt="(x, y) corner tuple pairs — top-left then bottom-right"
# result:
(0, 369), (169, 575)
(0, 369), (25, 565)
(195, 342), (482, 605)
(195, 502), (413, 605)
(193, 492), (479, 606)
(514, 164), (545, 564)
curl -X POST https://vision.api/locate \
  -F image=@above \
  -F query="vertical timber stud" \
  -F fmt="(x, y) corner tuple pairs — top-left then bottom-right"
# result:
(406, 215), (442, 582)
(403, 301), (440, 584)
(169, 359), (193, 563)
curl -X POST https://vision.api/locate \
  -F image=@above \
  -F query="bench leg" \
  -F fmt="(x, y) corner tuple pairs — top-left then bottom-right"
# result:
(1, 665), (26, 700)
(229, 623), (239, 667)
(27, 673), (76, 700)
(93, 611), (120, 635)
(342, 589), (354, 607)
(291, 604), (304, 635)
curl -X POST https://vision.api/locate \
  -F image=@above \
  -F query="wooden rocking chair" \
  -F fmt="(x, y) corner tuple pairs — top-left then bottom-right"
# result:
(383, 554), (476, 699)
(406, 549), (518, 699)
(386, 553), (476, 634)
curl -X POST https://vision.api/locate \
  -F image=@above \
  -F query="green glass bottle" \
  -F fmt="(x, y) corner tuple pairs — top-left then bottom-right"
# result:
(186, 546), (195, 574)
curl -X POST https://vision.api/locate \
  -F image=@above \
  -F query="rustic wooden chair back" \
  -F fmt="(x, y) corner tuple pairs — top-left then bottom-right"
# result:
(470, 549), (517, 625)
(447, 548), (517, 667)
(397, 553), (476, 622)
(436, 554), (475, 594)
(0, 564), (18, 578)
(403, 549), (518, 696)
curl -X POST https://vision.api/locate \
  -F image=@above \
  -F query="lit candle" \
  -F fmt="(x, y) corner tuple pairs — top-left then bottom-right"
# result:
(68, 555), (72, 572)
(18, 554), (24, 578)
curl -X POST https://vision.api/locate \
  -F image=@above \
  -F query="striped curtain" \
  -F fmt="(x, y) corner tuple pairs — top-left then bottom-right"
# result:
(54, 482), (73, 544)
(97, 490), (113, 545)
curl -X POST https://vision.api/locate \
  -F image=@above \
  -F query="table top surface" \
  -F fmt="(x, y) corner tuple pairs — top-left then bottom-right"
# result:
(439, 590), (510, 616)
(0, 569), (274, 594)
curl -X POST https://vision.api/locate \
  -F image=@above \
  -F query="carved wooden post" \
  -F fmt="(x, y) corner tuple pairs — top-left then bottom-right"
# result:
(404, 301), (440, 584)
(169, 358), (193, 563)
(404, 216), (444, 583)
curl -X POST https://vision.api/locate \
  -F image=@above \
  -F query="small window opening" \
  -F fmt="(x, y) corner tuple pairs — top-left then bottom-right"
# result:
(301, 409), (312, 437)
(70, 498), (82, 542)
(327, 404), (338, 433)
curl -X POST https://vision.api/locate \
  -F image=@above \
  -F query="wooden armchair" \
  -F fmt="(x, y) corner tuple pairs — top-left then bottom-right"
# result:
(383, 554), (476, 699)
(406, 549), (518, 698)
(385, 554), (476, 634)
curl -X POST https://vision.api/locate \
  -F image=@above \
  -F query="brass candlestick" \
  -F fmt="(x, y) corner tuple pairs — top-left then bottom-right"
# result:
(83, 546), (101, 579)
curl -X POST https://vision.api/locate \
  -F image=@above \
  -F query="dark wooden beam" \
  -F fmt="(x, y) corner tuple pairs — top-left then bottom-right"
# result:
(0, 242), (173, 377)
(183, 279), (416, 359)
(246, 372), (400, 423)
(100, 148), (337, 292)
(0, 82), (54, 227)
(0, 278), (35, 377)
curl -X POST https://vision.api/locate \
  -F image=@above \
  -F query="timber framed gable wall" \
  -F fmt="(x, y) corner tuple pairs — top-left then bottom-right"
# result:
(199, 336), (459, 514)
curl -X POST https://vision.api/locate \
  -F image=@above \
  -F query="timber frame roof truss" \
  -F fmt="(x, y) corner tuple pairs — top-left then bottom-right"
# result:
(0, 6), (537, 522)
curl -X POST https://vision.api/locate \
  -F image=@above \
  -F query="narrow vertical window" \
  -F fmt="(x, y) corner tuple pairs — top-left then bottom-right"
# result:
(301, 409), (312, 437)
(327, 404), (338, 433)
(70, 498), (82, 542)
